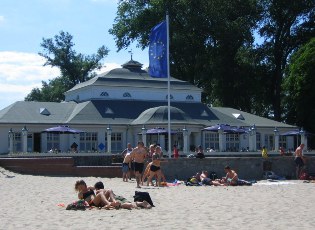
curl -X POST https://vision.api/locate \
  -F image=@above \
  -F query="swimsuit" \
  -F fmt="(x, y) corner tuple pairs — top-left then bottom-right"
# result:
(294, 156), (304, 167)
(122, 163), (129, 173)
(82, 190), (95, 206)
(134, 162), (144, 173)
(150, 164), (160, 172)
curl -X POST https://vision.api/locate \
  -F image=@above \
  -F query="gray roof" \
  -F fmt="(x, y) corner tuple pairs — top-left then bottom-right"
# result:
(66, 67), (201, 93)
(0, 100), (296, 129)
(131, 106), (198, 125)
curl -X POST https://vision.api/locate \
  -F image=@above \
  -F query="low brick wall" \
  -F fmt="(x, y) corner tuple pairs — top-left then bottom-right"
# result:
(1, 155), (314, 180)
(0, 156), (122, 177)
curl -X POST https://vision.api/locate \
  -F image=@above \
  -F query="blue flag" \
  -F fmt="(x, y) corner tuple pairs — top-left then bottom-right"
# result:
(149, 21), (168, 78)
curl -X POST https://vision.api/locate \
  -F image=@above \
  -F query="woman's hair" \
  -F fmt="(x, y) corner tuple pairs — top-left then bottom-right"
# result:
(224, 166), (231, 170)
(75, 179), (86, 191)
(94, 181), (104, 190)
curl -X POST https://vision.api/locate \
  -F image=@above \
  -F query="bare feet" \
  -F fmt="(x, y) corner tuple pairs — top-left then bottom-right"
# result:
(136, 200), (152, 209)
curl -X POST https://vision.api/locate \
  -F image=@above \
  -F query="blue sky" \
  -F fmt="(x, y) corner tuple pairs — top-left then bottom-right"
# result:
(0, 0), (149, 110)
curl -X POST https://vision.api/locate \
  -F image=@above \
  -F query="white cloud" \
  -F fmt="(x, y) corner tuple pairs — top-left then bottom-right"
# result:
(0, 51), (123, 110)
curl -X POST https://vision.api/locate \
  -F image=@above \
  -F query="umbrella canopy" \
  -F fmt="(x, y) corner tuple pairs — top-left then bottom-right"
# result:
(204, 124), (246, 134)
(146, 127), (168, 134)
(43, 125), (85, 134)
(146, 127), (177, 134)
(280, 129), (312, 136)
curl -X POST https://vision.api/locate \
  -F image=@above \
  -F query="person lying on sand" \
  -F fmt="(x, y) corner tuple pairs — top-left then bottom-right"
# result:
(93, 181), (151, 210)
(75, 179), (119, 208)
(200, 171), (224, 186)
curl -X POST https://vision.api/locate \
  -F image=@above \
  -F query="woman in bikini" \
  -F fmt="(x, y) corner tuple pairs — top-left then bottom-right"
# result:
(147, 146), (163, 187)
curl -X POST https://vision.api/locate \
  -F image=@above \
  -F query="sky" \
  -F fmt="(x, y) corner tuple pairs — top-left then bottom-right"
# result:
(0, 0), (149, 110)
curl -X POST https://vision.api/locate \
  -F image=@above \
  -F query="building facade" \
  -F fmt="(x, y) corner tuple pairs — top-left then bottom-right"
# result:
(0, 59), (302, 155)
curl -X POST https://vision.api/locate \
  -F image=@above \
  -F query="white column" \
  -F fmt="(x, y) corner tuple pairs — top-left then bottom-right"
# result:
(21, 126), (28, 153)
(8, 129), (14, 153)
(183, 127), (188, 154)
(274, 127), (279, 151)
(141, 126), (147, 147)
(218, 130), (225, 152)
(300, 129), (307, 152)
(106, 126), (112, 154)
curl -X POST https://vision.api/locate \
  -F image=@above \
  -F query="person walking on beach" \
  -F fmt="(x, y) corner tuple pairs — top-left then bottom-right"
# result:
(122, 146), (133, 182)
(121, 143), (134, 180)
(294, 143), (305, 179)
(130, 141), (147, 188)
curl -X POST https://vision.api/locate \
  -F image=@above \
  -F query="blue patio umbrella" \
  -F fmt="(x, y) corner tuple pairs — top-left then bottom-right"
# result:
(204, 124), (246, 134)
(43, 125), (85, 134)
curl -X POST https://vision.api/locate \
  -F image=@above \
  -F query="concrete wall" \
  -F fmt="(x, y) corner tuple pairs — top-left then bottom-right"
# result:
(161, 156), (315, 180)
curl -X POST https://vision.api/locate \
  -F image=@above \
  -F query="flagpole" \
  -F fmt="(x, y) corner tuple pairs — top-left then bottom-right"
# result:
(166, 13), (171, 158)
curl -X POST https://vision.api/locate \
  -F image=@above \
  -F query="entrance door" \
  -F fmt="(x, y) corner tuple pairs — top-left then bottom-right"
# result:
(33, 133), (41, 153)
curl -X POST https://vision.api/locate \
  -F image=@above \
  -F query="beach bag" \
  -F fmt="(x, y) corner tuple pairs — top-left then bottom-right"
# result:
(133, 191), (155, 207)
(66, 199), (89, 210)
(209, 172), (217, 180)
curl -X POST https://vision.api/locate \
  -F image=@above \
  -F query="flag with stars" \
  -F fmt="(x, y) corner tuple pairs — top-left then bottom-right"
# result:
(149, 21), (167, 78)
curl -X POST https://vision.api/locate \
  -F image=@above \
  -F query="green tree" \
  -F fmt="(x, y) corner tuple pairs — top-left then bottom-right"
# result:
(283, 38), (315, 133)
(257, 0), (315, 121)
(25, 31), (109, 102)
(110, 0), (261, 111)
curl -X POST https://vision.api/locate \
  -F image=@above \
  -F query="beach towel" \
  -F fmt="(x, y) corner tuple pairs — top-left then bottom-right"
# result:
(134, 191), (155, 207)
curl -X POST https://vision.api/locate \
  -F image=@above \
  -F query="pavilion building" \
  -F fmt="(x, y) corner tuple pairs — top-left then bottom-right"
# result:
(0, 59), (302, 155)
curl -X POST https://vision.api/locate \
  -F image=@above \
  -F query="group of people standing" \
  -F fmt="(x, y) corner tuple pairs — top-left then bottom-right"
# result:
(121, 141), (165, 188)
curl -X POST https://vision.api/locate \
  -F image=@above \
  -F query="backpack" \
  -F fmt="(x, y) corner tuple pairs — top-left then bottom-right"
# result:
(209, 172), (217, 180)
(133, 191), (155, 207)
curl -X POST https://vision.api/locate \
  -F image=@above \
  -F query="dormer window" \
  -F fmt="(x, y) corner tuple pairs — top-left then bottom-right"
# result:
(40, 108), (50, 116)
(186, 95), (194, 100)
(232, 113), (245, 120)
(166, 94), (174, 100)
(123, 92), (131, 98)
(100, 92), (109, 97)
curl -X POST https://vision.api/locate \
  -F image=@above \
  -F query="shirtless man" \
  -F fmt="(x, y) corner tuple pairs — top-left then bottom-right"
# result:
(122, 144), (133, 182)
(130, 141), (147, 188)
(222, 166), (239, 186)
(294, 143), (305, 179)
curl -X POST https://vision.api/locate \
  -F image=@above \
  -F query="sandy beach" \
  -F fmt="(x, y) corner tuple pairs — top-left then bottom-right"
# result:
(1, 167), (314, 230)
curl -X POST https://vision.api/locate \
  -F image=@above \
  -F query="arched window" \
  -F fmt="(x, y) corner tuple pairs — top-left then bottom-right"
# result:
(186, 95), (194, 100)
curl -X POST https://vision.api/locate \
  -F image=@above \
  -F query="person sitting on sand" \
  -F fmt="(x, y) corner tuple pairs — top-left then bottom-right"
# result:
(93, 181), (151, 209)
(200, 171), (224, 186)
(74, 179), (120, 208)
(221, 166), (239, 186)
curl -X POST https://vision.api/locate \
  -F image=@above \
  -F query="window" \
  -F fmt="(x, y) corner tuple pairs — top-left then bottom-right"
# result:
(80, 132), (98, 152)
(279, 135), (286, 149)
(100, 92), (109, 97)
(123, 92), (131, 98)
(12, 132), (22, 152)
(256, 134), (261, 150)
(205, 133), (219, 151)
(166, 94), (174, 100)
(226, 134), (239, 152)
(105, 132), (122, 152)
(186, 95), (194, 100)
(264, 134), (274, 150)
(47, 133), (60, 151)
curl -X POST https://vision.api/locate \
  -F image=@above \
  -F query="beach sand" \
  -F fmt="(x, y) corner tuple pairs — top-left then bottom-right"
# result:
(1, 167), (314, 230)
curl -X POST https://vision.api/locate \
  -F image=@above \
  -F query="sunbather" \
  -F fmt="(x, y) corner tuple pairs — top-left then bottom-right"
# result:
(221, 166), (239, 185)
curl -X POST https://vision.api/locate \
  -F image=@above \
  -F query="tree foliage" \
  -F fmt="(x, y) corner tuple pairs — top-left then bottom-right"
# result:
(257, 0), (315, 120)
(25, 31), (109, 102)
(283, 38), (315, 132)
(110, 0), (261, 112)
